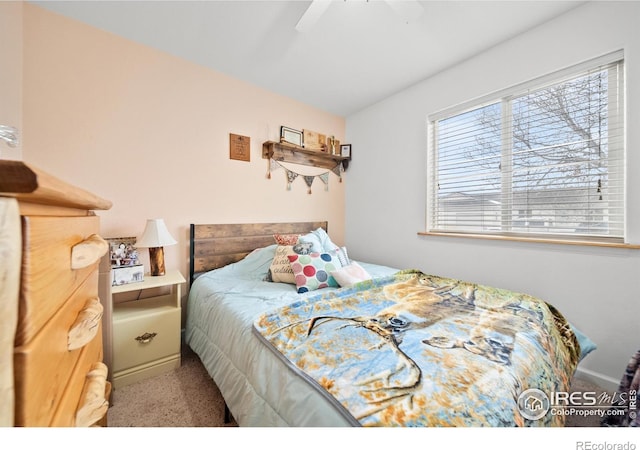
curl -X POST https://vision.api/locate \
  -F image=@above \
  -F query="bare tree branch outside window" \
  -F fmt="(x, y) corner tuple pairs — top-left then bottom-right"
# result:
(430, 60), (624, 241)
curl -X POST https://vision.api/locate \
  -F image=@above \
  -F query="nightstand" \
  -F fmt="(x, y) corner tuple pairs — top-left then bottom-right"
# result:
(111, 270), (185, 389)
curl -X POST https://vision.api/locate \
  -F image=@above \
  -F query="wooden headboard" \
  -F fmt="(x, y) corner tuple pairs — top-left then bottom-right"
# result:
(189, 221), (328, 285)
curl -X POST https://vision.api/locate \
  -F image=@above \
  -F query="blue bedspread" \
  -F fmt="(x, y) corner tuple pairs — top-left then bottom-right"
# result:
(253, 270), (580, 427)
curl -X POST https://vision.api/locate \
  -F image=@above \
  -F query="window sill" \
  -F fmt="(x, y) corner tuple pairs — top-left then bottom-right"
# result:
(418, 231), (640, 249)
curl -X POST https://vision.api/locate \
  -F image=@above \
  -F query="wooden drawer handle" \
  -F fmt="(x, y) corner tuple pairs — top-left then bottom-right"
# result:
(75, 362), (109, 427)
(68, 297), (103, 351)
(135, 332), (157, 344)
(71, 234), (108, 270)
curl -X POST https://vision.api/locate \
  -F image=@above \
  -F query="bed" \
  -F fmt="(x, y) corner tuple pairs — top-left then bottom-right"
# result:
(185, 222), (587, 427)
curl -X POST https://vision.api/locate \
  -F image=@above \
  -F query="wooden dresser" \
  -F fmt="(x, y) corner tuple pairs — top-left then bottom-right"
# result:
(0, 160), (112, 427)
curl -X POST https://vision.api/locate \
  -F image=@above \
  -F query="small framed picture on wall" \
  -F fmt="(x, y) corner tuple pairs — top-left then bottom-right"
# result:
(340, 144), (352, 159)
(229, 133), (250, 162)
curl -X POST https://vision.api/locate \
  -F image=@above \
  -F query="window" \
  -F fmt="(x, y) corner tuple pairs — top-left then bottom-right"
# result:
(427, 51), (625, 244)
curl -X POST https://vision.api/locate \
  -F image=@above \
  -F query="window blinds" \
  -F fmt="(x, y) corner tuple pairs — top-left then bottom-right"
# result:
(427, 52), (625, 243)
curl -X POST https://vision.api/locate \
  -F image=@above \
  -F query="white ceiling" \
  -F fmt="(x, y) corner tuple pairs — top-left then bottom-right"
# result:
(31, 0), (586, 116)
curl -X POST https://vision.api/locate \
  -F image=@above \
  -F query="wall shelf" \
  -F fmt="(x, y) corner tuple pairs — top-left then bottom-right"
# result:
(262, 141), (349, 171)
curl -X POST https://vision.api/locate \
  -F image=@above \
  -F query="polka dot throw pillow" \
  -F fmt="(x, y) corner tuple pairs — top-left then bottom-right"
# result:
(287, 252), (341, 293)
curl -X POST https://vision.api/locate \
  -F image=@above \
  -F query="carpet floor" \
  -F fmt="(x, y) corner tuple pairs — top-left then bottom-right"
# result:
(107, 345), (237, 427)
(107, 345), (604, 428)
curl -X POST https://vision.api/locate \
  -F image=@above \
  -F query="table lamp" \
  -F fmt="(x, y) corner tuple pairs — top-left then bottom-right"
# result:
(136, 218), (177, 276)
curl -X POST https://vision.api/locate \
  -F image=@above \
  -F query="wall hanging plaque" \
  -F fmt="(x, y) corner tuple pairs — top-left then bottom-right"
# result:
(303, 129), (326, 151)
(229, 133), (250, 162)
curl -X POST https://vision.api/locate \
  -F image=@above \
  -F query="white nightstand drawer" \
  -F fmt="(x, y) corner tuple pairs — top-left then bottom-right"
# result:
(109, 270), (185, 389)
(112, 307), (180, 373)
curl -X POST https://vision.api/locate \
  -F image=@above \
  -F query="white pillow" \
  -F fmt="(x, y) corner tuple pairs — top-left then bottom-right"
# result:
(299, 228), (350, 265)
(330, 261), (372, 288)
(328, 246), (349, 266)
(299, 228), (337, 252)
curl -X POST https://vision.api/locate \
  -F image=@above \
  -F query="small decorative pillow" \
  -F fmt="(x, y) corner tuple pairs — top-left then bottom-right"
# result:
(329, 246), (350, 266)
(266, 243), (313, 284)
(287, 252), (341, 293)
(273, 233), (301, 246)
(298, 228), (340, 254)
(330, 261), (372, 288)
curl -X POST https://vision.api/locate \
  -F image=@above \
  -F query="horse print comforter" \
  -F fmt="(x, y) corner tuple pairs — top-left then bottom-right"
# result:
(253, 270), (580, 427)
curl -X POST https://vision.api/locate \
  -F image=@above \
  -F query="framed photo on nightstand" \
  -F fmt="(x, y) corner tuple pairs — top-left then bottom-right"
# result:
(106, 236), (144, 286)
(106, 237), (140, 267)
(340, 144), (352, 159)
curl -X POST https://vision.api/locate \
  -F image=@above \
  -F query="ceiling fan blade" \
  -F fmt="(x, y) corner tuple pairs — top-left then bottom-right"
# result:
(385, 0), (424, 23)
(295, 0), (332, 33)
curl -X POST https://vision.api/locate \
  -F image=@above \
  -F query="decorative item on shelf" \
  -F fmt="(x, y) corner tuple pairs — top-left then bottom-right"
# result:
(280, 126), (303, 147)
(106, 237), (144, 286)
(229, 133), (250, 162)
(340, 144), (352, 159)
(303, 129), (326, 151)
(136, 218), (177, 276)
(328, 136), (341, 155)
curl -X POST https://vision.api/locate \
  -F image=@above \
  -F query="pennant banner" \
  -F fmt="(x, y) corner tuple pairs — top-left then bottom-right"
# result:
(267, 159), (342, 193)
(331, 164), (343, 183)
(319, 173), (329, 191)
(266, 158), (280, 179)
(286, 169), (298, 191)
(303, 176), (315, 194)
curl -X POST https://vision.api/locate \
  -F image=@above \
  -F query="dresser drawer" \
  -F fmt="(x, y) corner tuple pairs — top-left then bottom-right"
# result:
(113, 307), (180, 373)
(50, 339), (105, 427)
(16, 215), (100, 346)
(13, 274), (101, 426)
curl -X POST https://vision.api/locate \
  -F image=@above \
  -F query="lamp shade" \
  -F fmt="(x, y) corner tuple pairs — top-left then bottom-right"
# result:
(136, 219), (177, 248)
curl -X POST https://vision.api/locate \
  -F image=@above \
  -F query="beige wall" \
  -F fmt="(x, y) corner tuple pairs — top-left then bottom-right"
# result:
(0, 1), (23, 161)
(22, 4), (346, 283)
